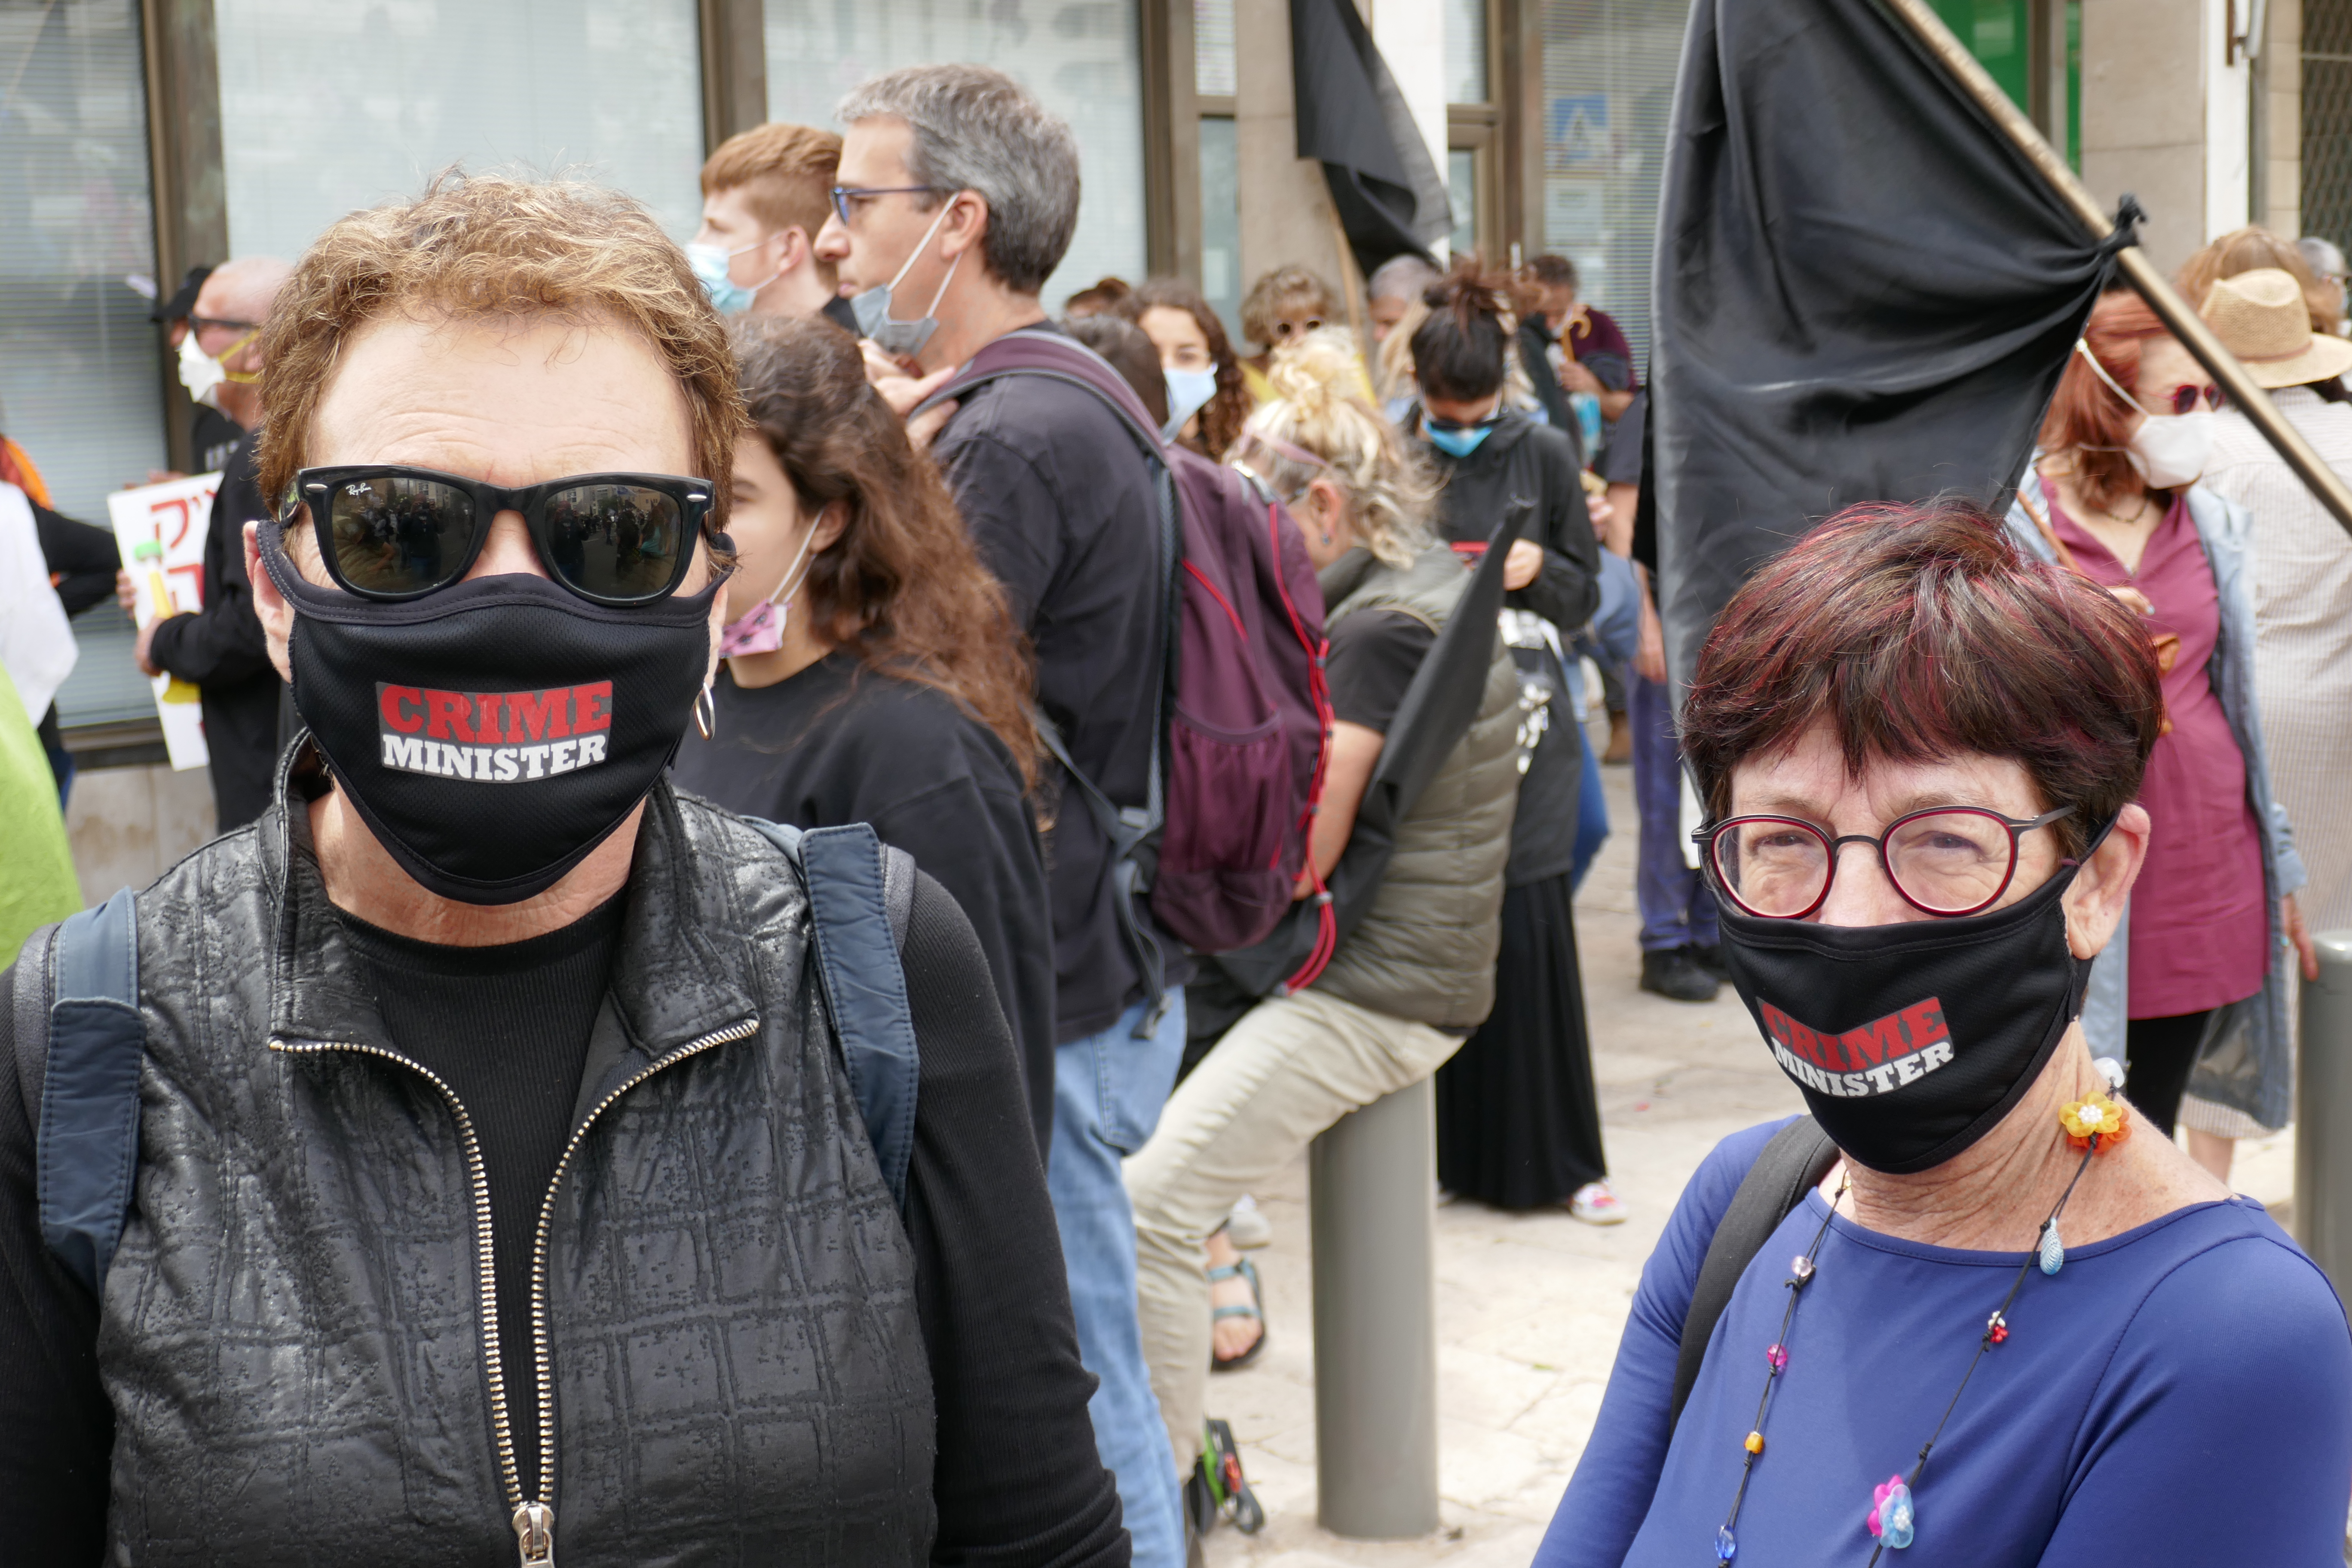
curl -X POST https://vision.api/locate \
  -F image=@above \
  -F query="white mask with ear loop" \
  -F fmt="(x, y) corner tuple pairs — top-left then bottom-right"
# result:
(2074, 338), (2214, 490)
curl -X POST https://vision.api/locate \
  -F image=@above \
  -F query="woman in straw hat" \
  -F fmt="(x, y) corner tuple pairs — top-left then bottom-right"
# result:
(2001, 288), (2318, 1174)
(2169, 261), (2352, 1178)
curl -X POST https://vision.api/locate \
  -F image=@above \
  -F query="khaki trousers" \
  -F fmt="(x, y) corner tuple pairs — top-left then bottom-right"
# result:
(1122, 987), (1461, 1474)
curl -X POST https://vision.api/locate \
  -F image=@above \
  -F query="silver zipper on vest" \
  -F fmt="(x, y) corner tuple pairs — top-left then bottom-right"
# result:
(516, 1015), (759, 1566)
(267, 1036), (528, 1516)
(275, 1015), (757, 1568)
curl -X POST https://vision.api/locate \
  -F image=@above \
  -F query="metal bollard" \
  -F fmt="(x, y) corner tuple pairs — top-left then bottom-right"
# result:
(2294, 931), (2352, 1294)
(1308, 1076), (1440, 1539)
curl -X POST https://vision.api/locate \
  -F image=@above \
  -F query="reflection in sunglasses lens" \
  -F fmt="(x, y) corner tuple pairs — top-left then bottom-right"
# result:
(329, 477), (473, 595)
(547, 484), (684, 601)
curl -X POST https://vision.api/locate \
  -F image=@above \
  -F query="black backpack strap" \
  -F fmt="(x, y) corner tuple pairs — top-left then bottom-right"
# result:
(32, 888), (144, 1299)
(1667, 1116), (1839, 1433)
(742, 819), (920, 1212)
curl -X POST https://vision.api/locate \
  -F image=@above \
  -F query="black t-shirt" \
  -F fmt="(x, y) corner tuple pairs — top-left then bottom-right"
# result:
(1326, 607), (1436, 732)
(932, 331), (1187, 1042)
(338, 894), (627, 1494)
(192, 407), (245, 476)
(671, 654), (1056, 1155)
(0, 876), (1125, 1566)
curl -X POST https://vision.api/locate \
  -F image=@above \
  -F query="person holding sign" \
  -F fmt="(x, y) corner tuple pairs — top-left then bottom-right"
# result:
(132, 256), (292, 829)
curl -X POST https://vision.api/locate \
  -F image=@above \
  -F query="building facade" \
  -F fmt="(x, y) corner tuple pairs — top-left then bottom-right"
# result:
(3, 0), (2323, 755)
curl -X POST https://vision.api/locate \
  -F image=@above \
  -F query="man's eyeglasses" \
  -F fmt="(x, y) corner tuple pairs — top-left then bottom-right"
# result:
(2161, 382), (2226, 416)
(827, 185), (947, 225)
(1694, 805), (2076, 920)
(286, 465), (719, 606)
(187, 315), (260, 334)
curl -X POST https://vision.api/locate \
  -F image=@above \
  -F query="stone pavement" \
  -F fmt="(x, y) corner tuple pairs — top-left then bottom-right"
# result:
(1193, 744), (2299, 1567)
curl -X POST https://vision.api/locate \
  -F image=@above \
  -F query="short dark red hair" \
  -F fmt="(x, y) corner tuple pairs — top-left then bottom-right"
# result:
(2037, 289), (2171, 515)
(1680, 499), (2161, 855)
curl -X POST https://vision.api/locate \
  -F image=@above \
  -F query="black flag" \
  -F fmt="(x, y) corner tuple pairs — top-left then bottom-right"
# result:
(1291, 0), (1451, 278)
(1651, 0), (2123, 686)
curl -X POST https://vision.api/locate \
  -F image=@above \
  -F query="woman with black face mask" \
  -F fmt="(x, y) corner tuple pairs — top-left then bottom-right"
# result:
(1535, 501), (2352, 1566)
(0, 174), (1125, 1567)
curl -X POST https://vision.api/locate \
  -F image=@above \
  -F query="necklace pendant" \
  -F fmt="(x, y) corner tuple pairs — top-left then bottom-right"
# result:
(1789, 1254), (1814, 1285)
(1715, 1523), (1738, 1562)
(1867, 1476), (1915, 1549)
(1765, 1342), (1788, 1375)
(2039, 1220), (2064, 1277)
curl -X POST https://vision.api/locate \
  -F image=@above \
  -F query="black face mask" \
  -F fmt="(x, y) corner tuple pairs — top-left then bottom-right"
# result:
(260, 523), (718, 905)
(1715, 851), (2100, 1175)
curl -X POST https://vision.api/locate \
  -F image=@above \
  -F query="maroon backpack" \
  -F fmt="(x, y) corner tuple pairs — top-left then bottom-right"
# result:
(924, 328), (1332, 973)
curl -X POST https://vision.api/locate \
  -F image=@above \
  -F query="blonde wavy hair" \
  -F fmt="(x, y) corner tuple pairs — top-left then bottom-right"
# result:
(256, 170), (743, 560)
(1229, 328), (1434, 568)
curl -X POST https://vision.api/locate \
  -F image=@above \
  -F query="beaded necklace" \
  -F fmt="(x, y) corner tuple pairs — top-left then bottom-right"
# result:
(1709, 1092), (2132, 1564)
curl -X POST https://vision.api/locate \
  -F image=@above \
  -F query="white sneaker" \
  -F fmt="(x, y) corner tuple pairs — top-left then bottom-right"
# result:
(1569, 1181), (1628, 1225)
(1224, 1194), (1273, 1250)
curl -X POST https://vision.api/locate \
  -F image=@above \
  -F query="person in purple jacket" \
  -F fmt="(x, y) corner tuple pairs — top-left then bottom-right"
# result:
(1538, 499), (2352, 1567)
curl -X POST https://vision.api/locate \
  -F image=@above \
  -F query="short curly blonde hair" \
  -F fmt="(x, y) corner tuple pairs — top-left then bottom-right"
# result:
(1230, 328), (1434, 569)
(256, 171), (742, 542)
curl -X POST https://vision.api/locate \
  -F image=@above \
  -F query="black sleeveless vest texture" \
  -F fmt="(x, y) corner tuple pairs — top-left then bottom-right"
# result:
(95, 774), (936, 1564)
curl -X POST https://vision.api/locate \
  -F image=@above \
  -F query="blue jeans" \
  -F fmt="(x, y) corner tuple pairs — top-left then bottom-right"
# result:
(1050, 994), (1188, 1568)
(1569, 717), (1609, 893)
(1629, 672), (1717, 952)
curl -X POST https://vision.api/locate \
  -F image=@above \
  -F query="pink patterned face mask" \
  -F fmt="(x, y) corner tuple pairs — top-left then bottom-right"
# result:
(718, 597), (785, 657)
(715, 524), (818, 658)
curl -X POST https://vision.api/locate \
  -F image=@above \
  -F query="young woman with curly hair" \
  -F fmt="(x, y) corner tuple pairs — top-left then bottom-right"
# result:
(1119, 277), (1252, 458)
(672, 313), (1058, 1152)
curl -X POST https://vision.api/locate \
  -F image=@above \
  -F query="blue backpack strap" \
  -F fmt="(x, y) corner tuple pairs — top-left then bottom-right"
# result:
(34, 888), (144, 1299)
(741, 819), (920, 1212)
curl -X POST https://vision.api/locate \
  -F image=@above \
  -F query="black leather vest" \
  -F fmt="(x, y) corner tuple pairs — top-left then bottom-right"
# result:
(97, 775), (935, 1565)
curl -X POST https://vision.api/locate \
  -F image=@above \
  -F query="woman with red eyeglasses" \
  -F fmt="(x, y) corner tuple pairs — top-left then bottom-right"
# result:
(2003, 288), (2316, 1148)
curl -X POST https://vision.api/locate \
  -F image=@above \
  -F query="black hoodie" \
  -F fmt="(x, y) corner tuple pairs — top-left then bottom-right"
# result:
(1418, 409), (1602, 885)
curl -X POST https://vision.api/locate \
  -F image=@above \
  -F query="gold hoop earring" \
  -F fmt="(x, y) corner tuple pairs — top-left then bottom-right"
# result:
(693, 679), (716, 741)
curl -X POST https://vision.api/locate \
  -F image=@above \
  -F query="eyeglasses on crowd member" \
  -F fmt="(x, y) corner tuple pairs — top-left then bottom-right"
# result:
(1235, 264), (1338, 402)
(1536, 500), (2352, 1568)
(1118, 278), (1252, 458)
(1129, 331), (1522, 1488)
(671, 312), (1059, 1155)
(0, 172), (1127, 1568)
(2003, 288), (2316, 1167)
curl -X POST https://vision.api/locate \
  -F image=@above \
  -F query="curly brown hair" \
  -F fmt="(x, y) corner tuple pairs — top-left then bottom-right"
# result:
(730, 315), (1041, 787)
(1119, 278), (1250, 459)
(256, 170), (743, 568)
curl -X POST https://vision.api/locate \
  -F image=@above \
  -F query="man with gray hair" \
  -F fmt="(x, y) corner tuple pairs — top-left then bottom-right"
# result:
(1367, 252), (1439, 343)
(816, 64), (1190, 1568)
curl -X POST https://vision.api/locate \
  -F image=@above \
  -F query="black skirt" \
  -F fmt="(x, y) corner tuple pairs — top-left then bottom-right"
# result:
(1435, 871), (1608, 1208)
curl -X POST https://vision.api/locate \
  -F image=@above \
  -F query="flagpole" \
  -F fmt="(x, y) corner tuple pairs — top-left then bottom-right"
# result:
(1875, 0), (2352, 542)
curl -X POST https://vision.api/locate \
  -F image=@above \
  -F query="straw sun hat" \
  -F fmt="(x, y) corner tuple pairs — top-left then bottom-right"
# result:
(2199, 267), (2352, 388)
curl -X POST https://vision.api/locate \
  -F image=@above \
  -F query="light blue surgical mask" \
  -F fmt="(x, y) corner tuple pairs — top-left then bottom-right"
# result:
(687, 238), (782, 317)
(1424, 417), (1497, 458)
(1163, 364), (1219, 438)
(850, 200), (961, 360)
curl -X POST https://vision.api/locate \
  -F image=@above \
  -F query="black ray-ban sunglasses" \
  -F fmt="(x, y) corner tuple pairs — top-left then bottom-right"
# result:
(286, 465), (718, 606)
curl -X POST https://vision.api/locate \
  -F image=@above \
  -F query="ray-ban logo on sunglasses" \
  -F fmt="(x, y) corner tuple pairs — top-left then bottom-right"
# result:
(376, 681), (611, 782)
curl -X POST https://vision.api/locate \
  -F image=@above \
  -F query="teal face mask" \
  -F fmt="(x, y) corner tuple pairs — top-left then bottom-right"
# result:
(688, 239), (781, 316)
(1424, 415), (1498, 457)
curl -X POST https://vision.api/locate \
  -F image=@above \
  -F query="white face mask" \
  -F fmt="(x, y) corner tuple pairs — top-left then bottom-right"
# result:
(2073, 338), (2212, 488)
(849, 200), (961, 360)
(177, 332), (228, 408)
(2125, 410), (2215, 489)
(1163, 365), (1219, 438)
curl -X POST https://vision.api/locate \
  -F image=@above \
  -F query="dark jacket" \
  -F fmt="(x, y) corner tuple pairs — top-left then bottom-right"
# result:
(144, 433), (283, 829)
(1517, 317), (1575, 453)
(0, 757), (1127, 1565)
(1424, 411), (1602, 886)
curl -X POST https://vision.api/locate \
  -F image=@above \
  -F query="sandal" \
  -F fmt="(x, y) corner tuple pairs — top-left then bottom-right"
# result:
(1208, 1256), (1268, 1372)
(1570, 1180), (1629, 1225)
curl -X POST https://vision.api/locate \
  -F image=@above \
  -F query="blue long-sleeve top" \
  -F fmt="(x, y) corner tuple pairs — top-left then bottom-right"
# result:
(1537, 1118), (2352, 1567)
